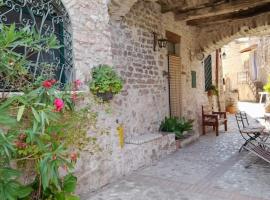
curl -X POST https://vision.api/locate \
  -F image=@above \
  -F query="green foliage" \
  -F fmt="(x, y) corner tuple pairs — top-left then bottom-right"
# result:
(0, 168), (32, 200)
(264, 76), (270, 93)
(207, 85), (219, 96)
(159, 117), (179, 133)
(160, 117), (194, 139)
(31, 173), (79, 200)
(89, 65), (123, 95)
(0, 24), (89, 200)
(0, 23), (61, 91)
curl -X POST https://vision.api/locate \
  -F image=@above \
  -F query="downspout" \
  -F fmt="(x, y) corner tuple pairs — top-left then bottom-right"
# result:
(216, 49), (221, 111)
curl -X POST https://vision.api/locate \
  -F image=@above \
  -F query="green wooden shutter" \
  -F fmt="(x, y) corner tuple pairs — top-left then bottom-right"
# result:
(204, 55), (212, 91)
(191, 71), (196, 88)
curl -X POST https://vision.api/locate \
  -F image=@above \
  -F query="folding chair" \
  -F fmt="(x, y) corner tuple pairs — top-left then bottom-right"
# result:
(235, 112), (265, 152)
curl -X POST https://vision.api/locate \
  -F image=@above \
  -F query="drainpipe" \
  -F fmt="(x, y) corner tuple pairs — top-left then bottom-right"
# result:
(216, 49), (221, 111)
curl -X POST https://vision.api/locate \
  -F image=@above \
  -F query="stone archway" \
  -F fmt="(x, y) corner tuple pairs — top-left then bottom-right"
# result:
(197, 12), (270, 55)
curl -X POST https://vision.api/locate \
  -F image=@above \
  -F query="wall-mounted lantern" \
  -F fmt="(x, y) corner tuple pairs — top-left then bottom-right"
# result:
(153, 32), (168, 51)
(222, 52), (227, 59)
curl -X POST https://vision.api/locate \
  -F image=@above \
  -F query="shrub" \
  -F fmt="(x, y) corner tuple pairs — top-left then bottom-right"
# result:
(264, 76), (270, 93)
(160, 117), (194, 139)
(207, 85), (219, 96)
(0, 23), (92, 200)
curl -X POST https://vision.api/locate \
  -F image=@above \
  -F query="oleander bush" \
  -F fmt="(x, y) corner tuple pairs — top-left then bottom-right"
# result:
(0, 23), (96, 200)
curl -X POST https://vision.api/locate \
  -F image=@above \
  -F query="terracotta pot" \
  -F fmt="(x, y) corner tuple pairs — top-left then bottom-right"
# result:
(226, 105), (236, 114)
(175, 139), (181, 149)
(207, 90), (213, 96)
(97, 92), (114, 101)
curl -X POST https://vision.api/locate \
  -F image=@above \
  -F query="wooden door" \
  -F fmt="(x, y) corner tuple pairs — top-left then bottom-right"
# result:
(168, 55), (182, 117)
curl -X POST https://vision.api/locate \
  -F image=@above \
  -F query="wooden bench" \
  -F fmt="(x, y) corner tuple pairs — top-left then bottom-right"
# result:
(202, 105), (227, 136)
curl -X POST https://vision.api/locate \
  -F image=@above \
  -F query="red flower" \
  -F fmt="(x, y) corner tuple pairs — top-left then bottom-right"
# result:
(50, 79), (57, 85)
(54, 98), (64, 112)
(42, 80), (52, 89)
(15, 141), (27, 149)
(42, 79), (57, 89)
(74, 80), (82, 90)
(70, 152), (77, 162)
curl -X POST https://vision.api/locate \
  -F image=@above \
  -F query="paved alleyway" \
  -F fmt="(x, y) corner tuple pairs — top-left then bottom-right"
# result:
(84, 105), (270, 200)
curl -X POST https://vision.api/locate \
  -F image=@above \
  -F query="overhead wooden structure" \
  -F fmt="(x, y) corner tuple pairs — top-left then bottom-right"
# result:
(157, 0), (270, 27)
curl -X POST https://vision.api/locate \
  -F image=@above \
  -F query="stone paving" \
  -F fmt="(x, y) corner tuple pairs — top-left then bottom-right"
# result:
(84, 107), (270, 200)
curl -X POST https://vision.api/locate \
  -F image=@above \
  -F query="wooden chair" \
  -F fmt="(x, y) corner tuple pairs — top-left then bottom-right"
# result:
(202, 105), (227, 136)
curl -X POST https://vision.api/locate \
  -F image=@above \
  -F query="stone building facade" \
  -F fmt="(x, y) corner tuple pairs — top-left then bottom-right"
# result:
(56, 0), (270, 195)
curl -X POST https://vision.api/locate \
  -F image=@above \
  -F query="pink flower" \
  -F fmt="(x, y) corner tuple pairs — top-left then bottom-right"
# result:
(54, 98), (64, 112)
(71, 92), (78, 102)
(74, 80), (82, 90)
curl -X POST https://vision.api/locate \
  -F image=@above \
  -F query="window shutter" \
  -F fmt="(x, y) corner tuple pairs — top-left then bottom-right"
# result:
(204, 55), (212, 91)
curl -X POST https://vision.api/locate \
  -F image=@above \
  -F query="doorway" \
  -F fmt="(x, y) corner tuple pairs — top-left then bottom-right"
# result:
(166, 31), (182, 117)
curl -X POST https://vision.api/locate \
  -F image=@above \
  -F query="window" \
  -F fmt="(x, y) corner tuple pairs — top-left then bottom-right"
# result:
(204, 55), (212, 91)
(0, 0), (73, 89)
(191, 71), (196, 88)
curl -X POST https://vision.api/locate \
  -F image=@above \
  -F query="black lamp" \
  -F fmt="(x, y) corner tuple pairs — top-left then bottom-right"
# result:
(153, 32), (168, 51)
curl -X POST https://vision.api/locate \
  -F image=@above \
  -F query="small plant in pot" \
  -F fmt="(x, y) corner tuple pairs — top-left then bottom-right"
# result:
(206, 85), (219, 97)
(159, 117), (194, 149)
(225, 98), (236, 114)
(89, 64), (123, 101)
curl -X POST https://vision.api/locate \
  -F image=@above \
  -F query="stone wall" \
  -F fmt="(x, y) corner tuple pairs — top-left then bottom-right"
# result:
(62, 0), (113, 82)
(110, 2), (169, 137)
(61, 0), (179, 194)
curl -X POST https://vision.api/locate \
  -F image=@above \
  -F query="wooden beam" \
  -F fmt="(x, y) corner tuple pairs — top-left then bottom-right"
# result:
(186, 3), (270, 26)
(175, 0), (270, 21)
(161, 0), (226, 13)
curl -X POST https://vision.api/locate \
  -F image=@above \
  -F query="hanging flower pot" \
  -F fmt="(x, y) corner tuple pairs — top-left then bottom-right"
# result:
(89, 64), (123, 102)
(97, 92), (114, 101)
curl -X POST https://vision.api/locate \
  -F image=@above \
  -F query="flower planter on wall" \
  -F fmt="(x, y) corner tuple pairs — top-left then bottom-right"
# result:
(97, 92), (114, 101)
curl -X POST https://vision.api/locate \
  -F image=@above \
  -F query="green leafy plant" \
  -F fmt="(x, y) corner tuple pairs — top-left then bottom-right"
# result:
(175, 118), (194, 139)
(159, 117), (194, 139)
(0, 23), (61, 92)
(207, 85), (219, 96)
(89, 65), (123, 99)
(0, 168), (32, 200)
(159, 117), (179, 133)
(0, 24), (89, 200)
(264, 76), (270, 93)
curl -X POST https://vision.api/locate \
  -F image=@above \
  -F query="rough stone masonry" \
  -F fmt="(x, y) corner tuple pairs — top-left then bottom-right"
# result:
(60, 0), (270, 195)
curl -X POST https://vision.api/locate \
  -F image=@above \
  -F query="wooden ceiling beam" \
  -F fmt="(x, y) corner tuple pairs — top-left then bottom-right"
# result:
(174, 0), (270, 21)
(186, 3), (270, 26)
(161, 0), (225, 13)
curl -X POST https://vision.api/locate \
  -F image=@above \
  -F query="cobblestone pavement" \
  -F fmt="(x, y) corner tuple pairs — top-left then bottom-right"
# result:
(84, 110), (270, 200)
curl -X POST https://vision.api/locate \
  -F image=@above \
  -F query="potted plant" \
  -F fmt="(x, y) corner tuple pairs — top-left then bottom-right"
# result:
(225, 98), (237, 114)
(174, 118), (194, 148)
(89, 64), (123, 101)
(159, 117), (194, 149)
(206, 85), (219, 97)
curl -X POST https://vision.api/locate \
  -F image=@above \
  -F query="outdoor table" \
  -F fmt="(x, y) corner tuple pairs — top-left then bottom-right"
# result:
(259, 92), (269, 104)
